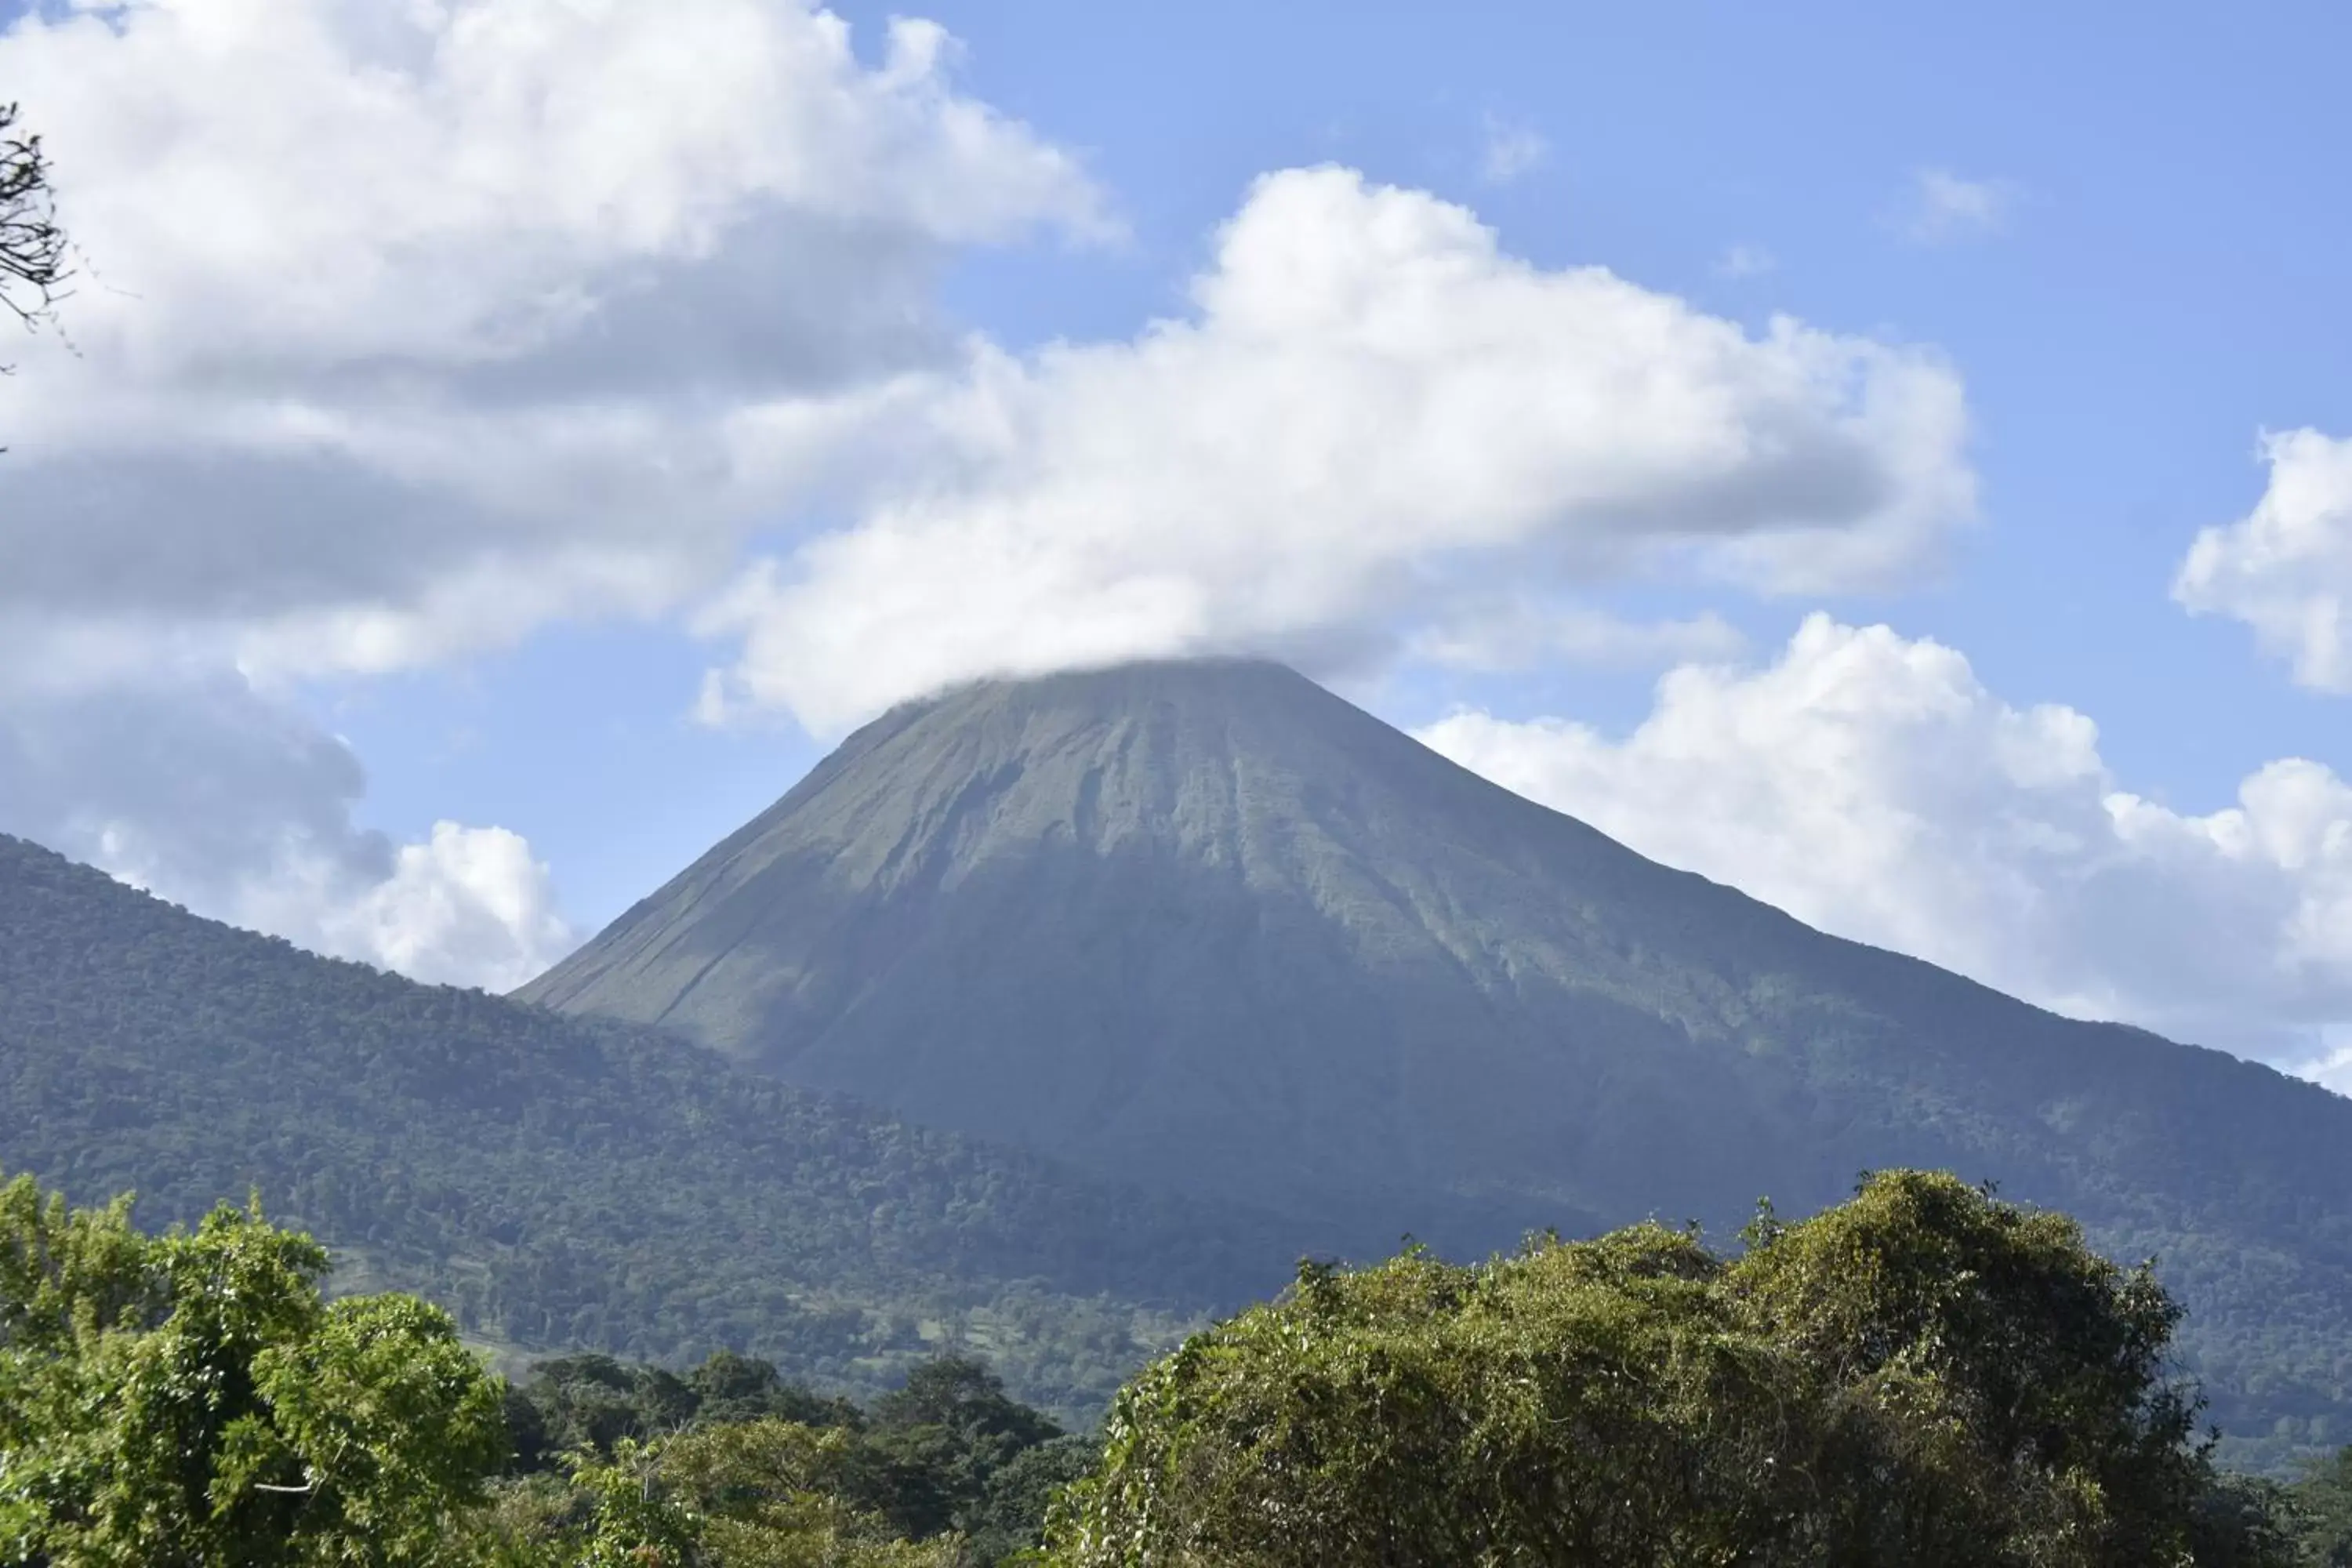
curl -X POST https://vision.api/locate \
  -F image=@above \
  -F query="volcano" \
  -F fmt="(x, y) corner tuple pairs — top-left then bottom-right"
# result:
(521, 659), (2352, 1456)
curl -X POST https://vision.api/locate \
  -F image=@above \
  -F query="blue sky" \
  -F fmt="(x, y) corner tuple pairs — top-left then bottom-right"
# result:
(5, 1), (2352, 1081)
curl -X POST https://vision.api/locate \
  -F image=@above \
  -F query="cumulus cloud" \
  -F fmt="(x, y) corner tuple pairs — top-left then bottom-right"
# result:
(1898, 168), (2016, 244)
(1417, 615), (2352, 1079)
(699, 166), (1975, 733)
(0, 0), (1102, 682)
(2174, 429), (2352, 691)
(238, 821), (574, 993)
(0, 677), (571, 989)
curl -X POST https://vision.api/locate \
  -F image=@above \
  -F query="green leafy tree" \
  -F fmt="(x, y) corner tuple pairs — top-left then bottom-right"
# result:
(0, 1171), (507, 1566)
(855, 1356), (1067, 1546)
(2291, 1447), (2352, 1565)
(512, 1421), (956, 1568)
(495, 1351), (1082, 1564)
(563, 1437), (703, 1568)
(688, 1351), (864, 1432)
(1726, 1169), (2217, 1565)
(1043, 1225), (1812, 1566)
(951, 1436), (1098, 1567)
(1040, 1171), (2297, 1568)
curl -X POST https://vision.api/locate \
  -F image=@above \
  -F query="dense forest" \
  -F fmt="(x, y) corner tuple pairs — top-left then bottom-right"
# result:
(9, 1168), (2352, 1566)
(0, 833), (1324, 1421)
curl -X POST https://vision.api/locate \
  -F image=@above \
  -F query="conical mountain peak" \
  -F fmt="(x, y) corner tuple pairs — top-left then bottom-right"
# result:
(529, 657), (1771, 1221)
(519, 656), (2352, 1438)
(522, 654), (2336, 1239)
(753, 654), (1530, 878)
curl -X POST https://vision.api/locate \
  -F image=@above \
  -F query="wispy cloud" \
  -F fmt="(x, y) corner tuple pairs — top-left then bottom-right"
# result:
(1479, 115), (1548, 185)
(1899, 168), (2018, 244)
(1715, 243), (1775, 278)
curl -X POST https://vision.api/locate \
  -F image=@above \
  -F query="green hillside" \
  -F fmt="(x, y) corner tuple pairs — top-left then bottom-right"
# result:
(0, 833), (1311, 1422)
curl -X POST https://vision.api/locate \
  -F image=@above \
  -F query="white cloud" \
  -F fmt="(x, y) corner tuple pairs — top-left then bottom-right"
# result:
(1416, 615), (2352, 1081)
(0, 676), (572, 990)
(241, 822), (574, 993)
(1899, 168), (2016, 244)
(0, 0), (1103, 682)
(1478, 116), (1548, 185)
(2304, 1040), (2352, 1097)
(700, 166), (1975, 733)
(1715, 243), (1776, 279)
(2174, 429), (2352, 691)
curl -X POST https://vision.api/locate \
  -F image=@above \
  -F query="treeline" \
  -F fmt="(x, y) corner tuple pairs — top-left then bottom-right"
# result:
(10, 1166), (2352, 1565)
(0, 1170), (1080, 1565)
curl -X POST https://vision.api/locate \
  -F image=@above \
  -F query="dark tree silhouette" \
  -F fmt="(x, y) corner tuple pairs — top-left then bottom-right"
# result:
(1, 101), (68, 359)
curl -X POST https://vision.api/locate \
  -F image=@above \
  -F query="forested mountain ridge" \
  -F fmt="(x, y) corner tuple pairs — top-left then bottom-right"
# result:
(0, 831), (1315, 1421)
(524, 657), (2352, 1461)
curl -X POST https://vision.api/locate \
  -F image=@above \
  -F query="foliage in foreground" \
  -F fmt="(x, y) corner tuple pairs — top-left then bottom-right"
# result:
(15, 1165), (2352, 1566)
(0, 1165), (1091, 1565)
(2287, 1444), (2352, 1565)
(0, 1172), (506, 1565)
(493, 1350), (1092, 1566)
(1042, 1171), (2308, 1567)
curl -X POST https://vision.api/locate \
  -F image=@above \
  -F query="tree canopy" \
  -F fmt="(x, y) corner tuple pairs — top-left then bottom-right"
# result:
(1041, 1171), (2301, 1567)
(0, 1172), (506, 1566)
(13, 1164), (2352, 1566)
(2292, 1446), (2352, 1566)
(0, 1173), (1086, 1566)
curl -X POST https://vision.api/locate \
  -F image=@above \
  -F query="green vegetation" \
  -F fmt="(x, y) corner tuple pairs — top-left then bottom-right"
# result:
(0, 1169), (1083, 1566)
(2291, 1446), (2352, 1565)
(0, 1173), (506, 1564)
(18, 1167), (2352, 1566)
(486, 1351), (1091, 1566)
(1041, 1171), (2314, 1567)
(0, 833), (1312, 1421)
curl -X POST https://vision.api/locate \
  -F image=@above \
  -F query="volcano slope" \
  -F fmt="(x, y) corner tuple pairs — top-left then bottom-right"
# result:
(523, 659), (2352, 1454)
